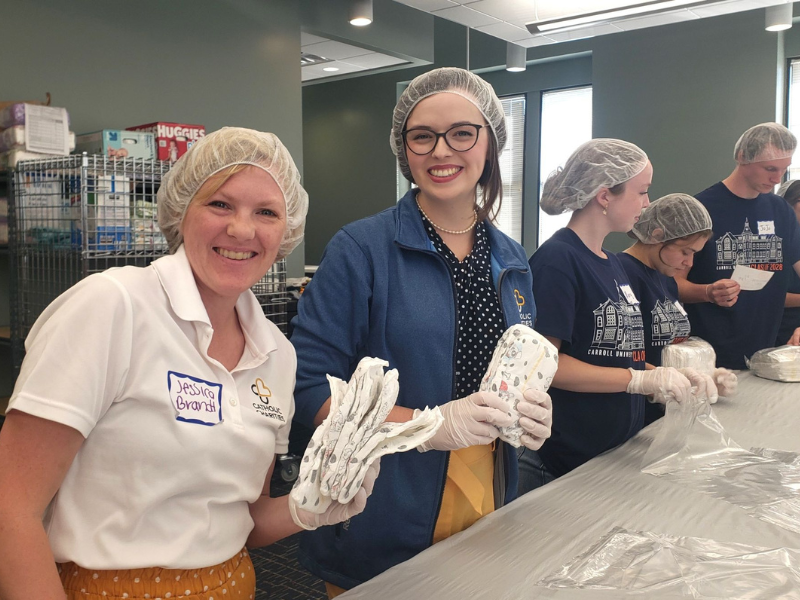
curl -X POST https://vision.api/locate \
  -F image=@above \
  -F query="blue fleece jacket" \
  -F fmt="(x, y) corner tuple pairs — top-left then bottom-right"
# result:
(290, 191), (536, 590)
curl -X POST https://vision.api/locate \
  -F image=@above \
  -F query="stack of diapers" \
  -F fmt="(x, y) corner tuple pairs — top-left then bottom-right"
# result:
(290, 357), (443, 513)
(661, 336), (716, 375)
(480, 324), (558, 447)
(0, 126), (76, 154)
(746, 346), (800, 382)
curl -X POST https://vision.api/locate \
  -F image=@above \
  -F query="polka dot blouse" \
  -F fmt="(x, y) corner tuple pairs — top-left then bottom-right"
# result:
(420, 211), (505, 398)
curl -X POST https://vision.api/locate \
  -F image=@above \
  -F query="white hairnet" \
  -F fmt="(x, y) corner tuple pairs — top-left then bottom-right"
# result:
(390, 67), (507, 182)
(157, 126), (308, 259)
(540, 138), (649, 215)
(630, 193), (712, 244)
(734, 122), (796, 164)
(777, 179), (800, 204)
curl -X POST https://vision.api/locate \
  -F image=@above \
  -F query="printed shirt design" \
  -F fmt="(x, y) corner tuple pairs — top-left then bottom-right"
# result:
(651, 299), (691, 345)
(590, 281), (645, 354)
(716, 218), (783, 270)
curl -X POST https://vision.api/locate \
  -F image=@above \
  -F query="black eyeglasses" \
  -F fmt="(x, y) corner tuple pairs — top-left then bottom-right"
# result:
(402, 124), (483, 155)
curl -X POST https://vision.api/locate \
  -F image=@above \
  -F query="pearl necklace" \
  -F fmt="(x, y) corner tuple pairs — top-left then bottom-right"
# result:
(416, 198), (478, 235)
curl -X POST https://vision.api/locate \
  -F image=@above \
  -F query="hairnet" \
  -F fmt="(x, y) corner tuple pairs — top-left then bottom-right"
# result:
(157, 126), (308, 259)
(630, 193), (712, 244)
(539, 138), (649, 215)
(733, 122), (796, 164)
(390, 67), (507, 182)
(777, 179), (800, 205)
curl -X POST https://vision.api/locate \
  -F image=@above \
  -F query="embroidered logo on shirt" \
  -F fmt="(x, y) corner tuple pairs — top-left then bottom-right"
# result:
(715, 219), (783, 271)
(514, 288), (533, 327)
(251, 377), (285, 423)
(167, 371), (223, 426)
(251, 378), (272, 404)
(514, 289), (525, 306)
(589, 281), (645, 357)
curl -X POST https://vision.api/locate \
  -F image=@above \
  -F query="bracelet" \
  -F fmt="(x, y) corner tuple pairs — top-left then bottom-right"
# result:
(705, 284), (714, 304)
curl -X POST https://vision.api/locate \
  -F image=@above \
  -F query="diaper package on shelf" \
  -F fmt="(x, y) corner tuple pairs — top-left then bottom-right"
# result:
(290, 357), (443, 514)
(661, 336), (716, 375)
(746, 346), (800, 382)
(480, 324), (558, 448)
(0, 126), (75, 154)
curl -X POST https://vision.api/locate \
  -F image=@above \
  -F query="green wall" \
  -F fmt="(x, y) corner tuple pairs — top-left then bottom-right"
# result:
(302, 7), (791, 260)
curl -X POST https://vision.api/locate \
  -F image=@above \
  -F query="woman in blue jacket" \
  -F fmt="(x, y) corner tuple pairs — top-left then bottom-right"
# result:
(290, 67), (552, 595)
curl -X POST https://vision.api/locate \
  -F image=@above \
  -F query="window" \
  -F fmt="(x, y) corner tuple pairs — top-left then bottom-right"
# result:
(788, 59), (800, 181)
(494, 95), (526, 243)
(538, 86), (593, 246)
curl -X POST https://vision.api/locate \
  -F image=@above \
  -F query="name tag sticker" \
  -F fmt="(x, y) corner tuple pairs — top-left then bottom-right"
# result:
(758, 220), (776, 235)
(619, 284), (640, 305)
(674, 300), (688, 316)
(168, 371), (223, 426)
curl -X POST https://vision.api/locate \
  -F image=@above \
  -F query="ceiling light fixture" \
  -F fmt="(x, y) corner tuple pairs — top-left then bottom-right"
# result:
(526, 0), (707, 34)
(349, 0), (373, 27)
(323, 67), (340, 72)
(766, 3), (793, 31)
(506, 43), (526, 72)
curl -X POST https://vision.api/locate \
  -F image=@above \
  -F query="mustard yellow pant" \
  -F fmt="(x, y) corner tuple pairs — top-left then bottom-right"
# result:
(58, 547), (256, 600)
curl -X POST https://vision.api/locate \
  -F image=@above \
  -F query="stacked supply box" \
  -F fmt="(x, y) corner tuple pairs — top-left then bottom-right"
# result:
(74, 130), (155, 160)
(126, 122), (205, 161)
(17, 170), (76, 247)
(86, 174), (132, 251)
(0, 103), (75, 168)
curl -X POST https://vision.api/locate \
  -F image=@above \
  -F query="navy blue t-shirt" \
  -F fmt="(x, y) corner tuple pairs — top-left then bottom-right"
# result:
(530, 228), (646, 478)
(617, 252), (691, 366)
(687, 182), (800, 369)
(777, 268), (800, 346)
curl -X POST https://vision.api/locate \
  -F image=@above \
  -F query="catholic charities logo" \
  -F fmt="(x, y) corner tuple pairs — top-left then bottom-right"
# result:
(251, 378), (285, 422)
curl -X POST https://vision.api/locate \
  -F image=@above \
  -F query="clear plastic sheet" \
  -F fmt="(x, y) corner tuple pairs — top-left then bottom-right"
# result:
(539, 527), (800, 598)
(746, 346), (800, 383)
(661, 336), (716, 376)
(642, 396), (800, 534)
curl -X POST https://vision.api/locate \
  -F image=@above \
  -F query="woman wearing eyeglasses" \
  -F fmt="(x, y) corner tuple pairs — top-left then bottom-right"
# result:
(290, 67), (552, 595)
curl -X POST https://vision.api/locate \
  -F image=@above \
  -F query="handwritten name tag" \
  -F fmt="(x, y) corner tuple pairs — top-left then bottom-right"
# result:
(758, 220), (775, 235)
(619, 284), (640, 305)
(168, 371), (223, 426)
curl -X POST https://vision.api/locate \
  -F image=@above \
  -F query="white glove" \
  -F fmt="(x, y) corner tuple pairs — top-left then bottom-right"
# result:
(517, 389), (552, 451)
(627, 367), (692, 405)
(289, 458), (380, 531)
(676, 367), (719, 404)
(713, 367), (738, 397)
(417, 391), (515, 452)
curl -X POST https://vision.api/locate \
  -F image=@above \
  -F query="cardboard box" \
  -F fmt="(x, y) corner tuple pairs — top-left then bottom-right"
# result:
(74, 130), (155, 160)
(126, 122), (205, 161)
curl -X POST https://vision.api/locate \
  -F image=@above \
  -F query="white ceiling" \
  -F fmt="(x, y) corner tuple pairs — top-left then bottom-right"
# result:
(301, 32), (410, 81)
(393, 0), (793, 47)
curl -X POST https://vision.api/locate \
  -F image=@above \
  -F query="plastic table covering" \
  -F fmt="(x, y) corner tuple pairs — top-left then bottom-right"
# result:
(339, 371), (800, 599)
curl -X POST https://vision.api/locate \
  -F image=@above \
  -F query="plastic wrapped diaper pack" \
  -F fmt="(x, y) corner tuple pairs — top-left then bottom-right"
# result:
(661, 336), (716, 375)
(746, 345), (800, 382)
(480, 324), (558, 447)
(290, 357), (443, 514)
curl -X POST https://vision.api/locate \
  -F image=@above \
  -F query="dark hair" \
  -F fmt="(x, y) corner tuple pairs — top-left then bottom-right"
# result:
(608, 181), (626, 195)
(780, 180), (800, 206)
(478, 132), (502, 222)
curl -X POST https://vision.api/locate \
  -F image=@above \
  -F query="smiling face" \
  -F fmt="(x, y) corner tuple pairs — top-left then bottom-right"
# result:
(654, 232), (710, 277)
(404, 92), (490, 209)
(181, 165), (286, 308)
(737, 152), (792, 196)
(604, 161), (653, 233)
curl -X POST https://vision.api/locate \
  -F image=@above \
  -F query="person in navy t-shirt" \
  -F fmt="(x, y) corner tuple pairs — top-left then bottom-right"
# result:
(619, 193), (737, 425)
(776, 180), (800, 346)
(521, 140), (694, 494)
(677, 123), (800, 369)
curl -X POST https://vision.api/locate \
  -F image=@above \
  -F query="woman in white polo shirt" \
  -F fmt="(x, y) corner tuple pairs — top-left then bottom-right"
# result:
(0, 128), (378, 600)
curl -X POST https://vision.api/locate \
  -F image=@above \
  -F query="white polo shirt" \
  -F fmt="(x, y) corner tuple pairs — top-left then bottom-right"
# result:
(9, 246), (295, 569)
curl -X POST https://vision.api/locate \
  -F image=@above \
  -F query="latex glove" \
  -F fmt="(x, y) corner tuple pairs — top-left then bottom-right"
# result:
(417, 391), (515, 452)
(713, 367), (738, 397)
(517, 389), (552, 451)
(676, 367), (718, 404)
(627, 367), (692, 405)
(289, 458), (380, 531)
(706, 279), (741, 307)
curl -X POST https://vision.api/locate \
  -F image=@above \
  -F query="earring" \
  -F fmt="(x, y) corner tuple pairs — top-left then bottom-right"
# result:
(602, 207), (607, 216)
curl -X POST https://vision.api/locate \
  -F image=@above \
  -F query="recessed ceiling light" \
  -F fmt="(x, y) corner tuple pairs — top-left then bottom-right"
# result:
(323, 67), (340, 72)
(349, 0), (373, 26)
